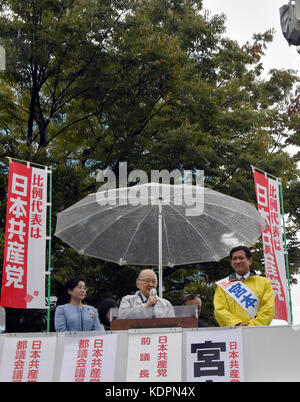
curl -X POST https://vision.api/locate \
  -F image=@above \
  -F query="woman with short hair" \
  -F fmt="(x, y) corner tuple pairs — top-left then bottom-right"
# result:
(54, 277), (103, 332)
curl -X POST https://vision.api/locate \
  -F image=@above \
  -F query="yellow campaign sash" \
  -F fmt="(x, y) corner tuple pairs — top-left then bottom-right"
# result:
(216, 277), (260, 319)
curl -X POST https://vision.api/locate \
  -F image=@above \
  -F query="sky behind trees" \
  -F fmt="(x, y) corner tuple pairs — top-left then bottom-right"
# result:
(204, 0), (300, 324)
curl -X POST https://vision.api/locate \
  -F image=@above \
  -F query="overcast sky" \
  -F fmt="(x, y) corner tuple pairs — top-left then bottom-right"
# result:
(203, 0), (300, 76)
(203, 1), (300, 325)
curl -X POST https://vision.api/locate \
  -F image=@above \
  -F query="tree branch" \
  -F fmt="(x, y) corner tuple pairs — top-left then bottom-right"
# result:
(43, 112), (97, 147)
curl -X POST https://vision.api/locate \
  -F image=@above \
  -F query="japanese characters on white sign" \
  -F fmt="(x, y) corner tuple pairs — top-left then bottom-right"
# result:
(59, 333), (117, 382)
(0, 336), (56, 382)
(1, 162), (48, 309)
(186, 329), (244, 382)
(126, 331), (182, 382)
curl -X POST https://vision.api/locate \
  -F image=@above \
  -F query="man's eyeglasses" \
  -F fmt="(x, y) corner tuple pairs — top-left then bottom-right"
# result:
(138, 278), (157, 285)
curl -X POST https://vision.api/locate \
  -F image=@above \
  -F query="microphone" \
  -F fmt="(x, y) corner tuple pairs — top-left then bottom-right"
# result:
(149, 288), (157, 318)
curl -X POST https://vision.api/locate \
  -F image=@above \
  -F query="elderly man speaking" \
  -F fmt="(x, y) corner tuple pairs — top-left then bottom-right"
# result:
(120, 269), (174, 317)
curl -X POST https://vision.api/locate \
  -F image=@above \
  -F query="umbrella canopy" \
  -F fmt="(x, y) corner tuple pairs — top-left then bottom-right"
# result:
(55, 183), (267, 296)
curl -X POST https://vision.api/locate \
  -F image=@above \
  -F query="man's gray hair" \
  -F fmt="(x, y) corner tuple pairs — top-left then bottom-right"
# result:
(137, 269), (157, 280)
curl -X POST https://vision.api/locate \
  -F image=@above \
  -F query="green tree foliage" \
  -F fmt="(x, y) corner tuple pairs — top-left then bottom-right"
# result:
(0, 0), (299, 331)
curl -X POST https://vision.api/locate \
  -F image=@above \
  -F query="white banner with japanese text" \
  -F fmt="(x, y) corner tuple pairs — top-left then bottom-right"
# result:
(186, 328), (244, 382)
(126, 331), (182, 382)
(0, 161), (48, 309)
(253, 169), (289, 322)
(0, 335), (56, 382)
(59, 333), (117, 382)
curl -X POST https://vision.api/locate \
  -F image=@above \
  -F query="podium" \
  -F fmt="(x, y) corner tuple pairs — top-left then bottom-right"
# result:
(110, 316), (197, 330)
(110, 306), (198, 330)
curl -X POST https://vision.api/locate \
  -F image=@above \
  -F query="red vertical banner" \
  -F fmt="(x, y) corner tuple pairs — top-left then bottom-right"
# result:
(1, 162), (31, 308)
(253, 169), (289, 322)
(1, 161), (47, 309)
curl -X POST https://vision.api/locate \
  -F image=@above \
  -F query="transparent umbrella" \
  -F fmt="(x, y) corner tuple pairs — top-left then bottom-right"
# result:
(54, 183), (267, 297)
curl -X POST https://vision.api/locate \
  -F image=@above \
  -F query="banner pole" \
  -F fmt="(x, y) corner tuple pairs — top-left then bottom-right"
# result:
(278, 181), (293, 325)
(46, 167), (53, 332)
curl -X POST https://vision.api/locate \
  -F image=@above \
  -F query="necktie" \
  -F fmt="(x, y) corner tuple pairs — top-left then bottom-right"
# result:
(241, 276), (245, 282)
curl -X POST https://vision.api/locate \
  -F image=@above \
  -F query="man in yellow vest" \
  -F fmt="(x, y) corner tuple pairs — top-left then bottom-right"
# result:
(214, 246), (275, 327)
